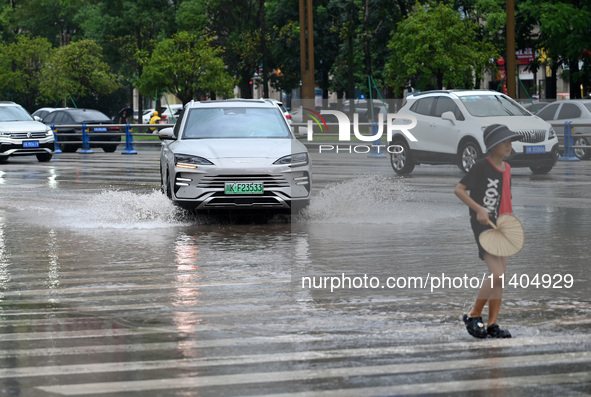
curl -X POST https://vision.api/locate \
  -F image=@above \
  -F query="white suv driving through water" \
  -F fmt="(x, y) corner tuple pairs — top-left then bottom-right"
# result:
(389, 90), (559, 175)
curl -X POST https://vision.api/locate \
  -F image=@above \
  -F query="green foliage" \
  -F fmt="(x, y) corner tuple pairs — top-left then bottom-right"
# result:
(176, 0), (209, 33)
(268, 21), (301, 94)
(138, 32), (234, 104)
(40, 39), (121, 103)
(0, 0), (589, 106)
(385, 2), (498, 91)
(0, 35), (52, 110)
(521, 1), (591, 61)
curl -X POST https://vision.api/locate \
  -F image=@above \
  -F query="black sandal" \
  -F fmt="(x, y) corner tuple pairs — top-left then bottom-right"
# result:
(487, 323), (512, 338)
(463, 313), (487, 339)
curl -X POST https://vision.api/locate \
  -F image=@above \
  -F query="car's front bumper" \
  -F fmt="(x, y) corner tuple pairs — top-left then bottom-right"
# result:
(171, 166), (311, 210)
(0, 137), (54, 156)
(507, 143), (560, 168)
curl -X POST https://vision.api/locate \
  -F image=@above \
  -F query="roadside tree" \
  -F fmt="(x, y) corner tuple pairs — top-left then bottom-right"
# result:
(138, 32), (234, 104)
(39, 39), (121, 105)
(0, 35), (52, 111)
(520, 0), (591, 99)
(385, 2), (498, 93)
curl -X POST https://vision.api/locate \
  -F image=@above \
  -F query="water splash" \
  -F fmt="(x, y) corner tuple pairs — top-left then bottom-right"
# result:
(300, 175), (460, 224)
(38, 190), (190, 230)
(79, 190), (188, 228)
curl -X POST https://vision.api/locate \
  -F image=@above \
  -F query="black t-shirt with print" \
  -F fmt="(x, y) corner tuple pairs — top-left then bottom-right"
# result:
(459, 158), (506, 222)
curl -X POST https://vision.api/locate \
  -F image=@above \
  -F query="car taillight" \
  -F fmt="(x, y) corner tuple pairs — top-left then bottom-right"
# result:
(285, 114), (292, 119)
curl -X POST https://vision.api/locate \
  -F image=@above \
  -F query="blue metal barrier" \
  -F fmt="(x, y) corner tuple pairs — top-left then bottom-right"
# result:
(368, 122), (386, 158)
(121, 124), (137, 155)
(79, 124), (93, 154)
(559, 121), (579, 162)
(51, 124), (62, 154)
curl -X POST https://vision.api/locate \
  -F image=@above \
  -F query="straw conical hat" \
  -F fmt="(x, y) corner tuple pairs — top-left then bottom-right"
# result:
(479, 214), (524, 257)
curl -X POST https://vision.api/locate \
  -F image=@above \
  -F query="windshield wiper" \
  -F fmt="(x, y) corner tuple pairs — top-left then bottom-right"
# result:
(495, 96), (515, 116)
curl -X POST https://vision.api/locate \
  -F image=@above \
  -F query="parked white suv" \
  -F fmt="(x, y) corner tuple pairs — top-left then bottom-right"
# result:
(0, 102), (54, 162)
(389, 90), (559, 175)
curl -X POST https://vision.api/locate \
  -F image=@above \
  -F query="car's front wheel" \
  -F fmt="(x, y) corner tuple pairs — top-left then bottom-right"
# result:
(573, 136), (590, 160)
(36, 153), (52, 162)
(457, 141), (481, 173)
(389, 139), (415, 175)
(163, 172), (173, 199)
(58, 143), (78, 153)
(530, 165), (554, 174)
(103, 145), (117, 153)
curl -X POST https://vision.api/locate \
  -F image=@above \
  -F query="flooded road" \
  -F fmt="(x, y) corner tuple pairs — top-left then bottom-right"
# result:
(0, 148), (590, 396)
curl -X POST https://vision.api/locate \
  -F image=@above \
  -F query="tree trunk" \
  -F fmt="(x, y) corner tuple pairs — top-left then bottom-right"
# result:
(569, 58), (581, 99)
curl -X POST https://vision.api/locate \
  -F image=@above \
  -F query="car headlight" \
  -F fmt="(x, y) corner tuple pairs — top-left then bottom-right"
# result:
(548, 127), (556, 140)
(46, 127), (53, 136)
(274, 152), (309, 166)
(174, 154), (214, 169)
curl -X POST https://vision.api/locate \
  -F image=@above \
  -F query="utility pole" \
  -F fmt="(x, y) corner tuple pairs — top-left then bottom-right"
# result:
(506, 0), (516, 98)
(299, 0), (315, 107)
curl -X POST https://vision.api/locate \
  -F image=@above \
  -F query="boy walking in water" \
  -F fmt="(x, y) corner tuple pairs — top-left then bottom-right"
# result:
(454, 124), (521, 339)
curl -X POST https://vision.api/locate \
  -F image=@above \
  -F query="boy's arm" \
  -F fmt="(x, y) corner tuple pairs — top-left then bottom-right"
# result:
(454, 182), (490, 225)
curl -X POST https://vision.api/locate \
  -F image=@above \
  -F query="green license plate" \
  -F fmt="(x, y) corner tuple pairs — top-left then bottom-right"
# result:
(224, 182), (264, 195)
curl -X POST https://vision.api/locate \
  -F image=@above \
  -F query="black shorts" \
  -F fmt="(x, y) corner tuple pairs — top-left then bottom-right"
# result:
(471, 217), (493, 261)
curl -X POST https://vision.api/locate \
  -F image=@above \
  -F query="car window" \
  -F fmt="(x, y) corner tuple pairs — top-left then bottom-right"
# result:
(557, 103), (581, 120)
(434, 97), (465, 121)
(69, 110), (109, 122)
(584, 103), (591, 114)
(410, 97), (436, 116)
(182, 107), (291, 139)
(459, 94), (530, 117)
(52, 112), (66, 124)
(61, 113), (73, 124)
(536, 103), (559, 120)
(172, 109), (185, 137)
(0, 106), (33, 122)
(43, 112), (56, 123)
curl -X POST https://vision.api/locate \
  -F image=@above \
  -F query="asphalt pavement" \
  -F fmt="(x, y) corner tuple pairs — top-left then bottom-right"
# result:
(0, 147), (589, 396)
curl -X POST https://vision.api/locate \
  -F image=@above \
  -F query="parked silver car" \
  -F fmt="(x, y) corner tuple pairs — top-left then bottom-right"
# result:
(158, 99), (311, 212)
(536, 100), (591, 160)
(0, 102), (54, 162)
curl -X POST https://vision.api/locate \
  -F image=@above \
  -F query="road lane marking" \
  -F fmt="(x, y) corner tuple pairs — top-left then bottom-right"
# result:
(258, 372), (591, 397)
(2, 333), (589, 374)
(36, 351), (591, 395)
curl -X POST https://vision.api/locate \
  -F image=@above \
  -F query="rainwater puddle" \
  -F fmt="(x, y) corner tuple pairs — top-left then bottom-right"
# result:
(6, 175), (463, 230)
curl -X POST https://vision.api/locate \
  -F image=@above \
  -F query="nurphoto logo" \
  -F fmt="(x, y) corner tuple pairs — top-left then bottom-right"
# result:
(302, 109), (418, 154)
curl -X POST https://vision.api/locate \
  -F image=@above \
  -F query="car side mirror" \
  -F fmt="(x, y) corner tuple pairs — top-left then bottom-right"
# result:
(158, 127), (176, 140)
(441, 111), (456, 125)
(33, 116), (43, 122)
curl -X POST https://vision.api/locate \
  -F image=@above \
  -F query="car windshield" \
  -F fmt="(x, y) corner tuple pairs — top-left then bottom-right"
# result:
(460, 95), (530, 117)
(182, 107), (291, 139)
(0, 106), (34, 122)
(70, 110), (109, 122)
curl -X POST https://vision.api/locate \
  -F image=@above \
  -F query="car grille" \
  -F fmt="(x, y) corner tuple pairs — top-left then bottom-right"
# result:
(204, 194), (287, 207)
(197, 174), (290, 189)
(8, 132), (48, 139)
(515, 129), (546, 144)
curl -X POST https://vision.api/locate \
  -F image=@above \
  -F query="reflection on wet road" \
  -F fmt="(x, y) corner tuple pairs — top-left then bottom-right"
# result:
(0, 150), (590, 396)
